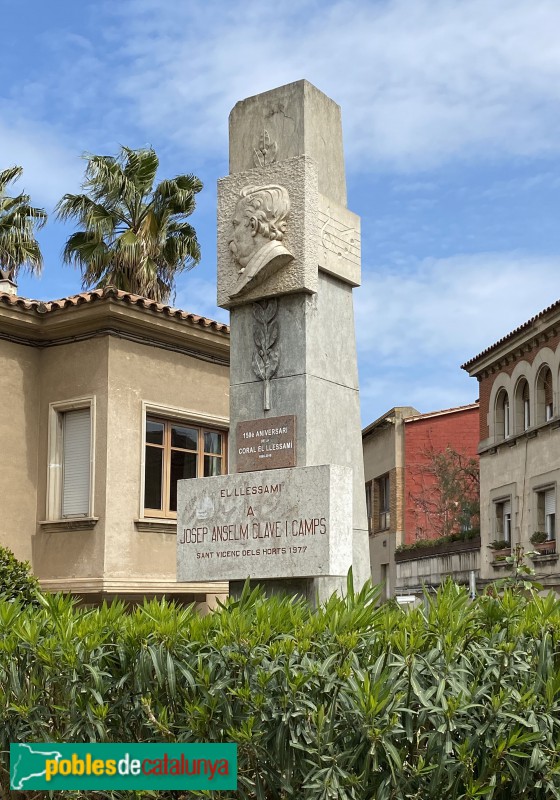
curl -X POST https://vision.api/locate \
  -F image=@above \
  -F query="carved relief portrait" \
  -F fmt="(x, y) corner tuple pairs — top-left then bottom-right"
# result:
(217, 156), (319, 308)
(229, 184), (294, 299)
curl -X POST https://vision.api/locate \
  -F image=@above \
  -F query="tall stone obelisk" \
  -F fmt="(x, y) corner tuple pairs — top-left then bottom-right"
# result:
(177, 80), (370, 603)
(220, 81), (369, 599)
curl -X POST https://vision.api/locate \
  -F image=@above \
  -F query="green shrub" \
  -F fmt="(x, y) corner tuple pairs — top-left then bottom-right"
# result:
(489, 539), (510, 550)
(530, 530), (548, 545)
(396, 527), (480, 553)
(0, 545), (40, 606)
(1, 580), (560, 799)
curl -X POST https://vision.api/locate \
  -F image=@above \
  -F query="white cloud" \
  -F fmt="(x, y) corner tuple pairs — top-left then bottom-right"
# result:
(104, 0), (560, 171)
(7, 0), (560, 177)
(357, 253), (560, 362)
(0, 117), (81, 208)
(355, 252), (560, 421)
(5, 0), (560, 428)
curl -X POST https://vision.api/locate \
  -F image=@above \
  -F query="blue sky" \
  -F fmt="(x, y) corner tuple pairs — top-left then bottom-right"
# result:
(4, 0), (560, 425)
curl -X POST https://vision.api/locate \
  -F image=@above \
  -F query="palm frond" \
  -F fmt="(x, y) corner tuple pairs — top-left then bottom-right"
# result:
(57, 146), (202, 300)
(0, 166), (46, 279)
(0, 166), (23, 194)
(153, 175), (202, 217)
(122, 147), (159, 194)
(84, 154), (138, 210)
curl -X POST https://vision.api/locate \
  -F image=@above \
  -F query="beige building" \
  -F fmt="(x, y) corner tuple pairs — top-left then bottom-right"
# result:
(0, 286), (230, 606)
(362, 407), (418, 599)
(463, 301), (560, 589)
(363, 403), (480, 600)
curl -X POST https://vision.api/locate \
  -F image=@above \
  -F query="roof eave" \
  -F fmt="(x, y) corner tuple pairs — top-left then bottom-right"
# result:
(461, 300), (560, 375)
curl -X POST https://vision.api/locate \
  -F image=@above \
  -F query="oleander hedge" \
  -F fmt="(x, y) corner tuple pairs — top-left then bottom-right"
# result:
(0, 545), (40, 607)
(1, 579), (560, 800)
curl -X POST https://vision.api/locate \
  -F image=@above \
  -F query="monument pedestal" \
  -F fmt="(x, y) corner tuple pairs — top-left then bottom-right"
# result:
(177, 80), (371, 602)
(229, 271), (369, 595)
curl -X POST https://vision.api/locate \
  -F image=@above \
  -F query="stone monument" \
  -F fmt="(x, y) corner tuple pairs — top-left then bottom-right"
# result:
(177, 80), (370, 602)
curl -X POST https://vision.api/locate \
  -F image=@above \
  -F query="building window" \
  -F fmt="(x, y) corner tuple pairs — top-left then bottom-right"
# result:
(47, 399), (95, 520)
(144, 417), (226, 517)
(494, 499), (511, 544)
(536, 487), (556, 541)
(365, 480), (373, 534)
(514, 378), (530, 433)
(375, 473), (390, 531)
(495, 389), (510, 440)
(536, 365), (554, 424)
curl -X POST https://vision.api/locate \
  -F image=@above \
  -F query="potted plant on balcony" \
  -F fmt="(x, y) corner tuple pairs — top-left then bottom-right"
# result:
(488, 539), (511, 562)
(530, 530), (556, 555)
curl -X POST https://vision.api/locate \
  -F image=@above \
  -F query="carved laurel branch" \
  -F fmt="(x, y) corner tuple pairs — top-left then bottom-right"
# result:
(252, 299), (279, 411)
(253, 129), (278, 168)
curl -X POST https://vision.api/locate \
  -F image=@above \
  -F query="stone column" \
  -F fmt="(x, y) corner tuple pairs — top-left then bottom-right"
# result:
(220, 81), (370, 601)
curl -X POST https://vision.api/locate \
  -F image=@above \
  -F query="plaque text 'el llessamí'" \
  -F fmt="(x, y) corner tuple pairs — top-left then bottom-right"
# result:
(176, 465), (353, 582)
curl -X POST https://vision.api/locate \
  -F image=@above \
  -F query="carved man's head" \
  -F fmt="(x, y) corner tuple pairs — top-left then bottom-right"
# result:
(229, 184), (290, 269)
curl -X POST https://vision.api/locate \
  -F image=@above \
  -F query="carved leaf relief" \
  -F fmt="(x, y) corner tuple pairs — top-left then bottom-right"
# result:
(252, 350), (267, 381)
(251, 299), (280, 411)
(253, 129), (278, 167)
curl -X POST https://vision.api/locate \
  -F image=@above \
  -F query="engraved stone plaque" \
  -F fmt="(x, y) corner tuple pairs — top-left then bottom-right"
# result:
(236, 415), (297, 472)
(176, 465), (353, 582)
(318, 194), (361, 286)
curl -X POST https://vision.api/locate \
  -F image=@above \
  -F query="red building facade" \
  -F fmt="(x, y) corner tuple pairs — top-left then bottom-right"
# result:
(403, 405), (480, 546)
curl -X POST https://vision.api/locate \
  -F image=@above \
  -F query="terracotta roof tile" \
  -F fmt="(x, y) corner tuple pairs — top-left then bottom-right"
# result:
(0, 286), (230, 333)
(403, 402), (479, 423)
(461, 298), (560, 371)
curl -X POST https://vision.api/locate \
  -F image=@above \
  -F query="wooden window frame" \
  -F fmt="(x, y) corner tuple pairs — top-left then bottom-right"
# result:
(142, 407), (228, 520)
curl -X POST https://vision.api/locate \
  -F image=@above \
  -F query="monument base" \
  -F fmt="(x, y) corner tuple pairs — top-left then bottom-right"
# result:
(229, 575), (347, 607)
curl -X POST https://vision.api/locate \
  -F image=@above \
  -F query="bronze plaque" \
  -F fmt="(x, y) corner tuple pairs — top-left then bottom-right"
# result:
(236, 415), (297, 472)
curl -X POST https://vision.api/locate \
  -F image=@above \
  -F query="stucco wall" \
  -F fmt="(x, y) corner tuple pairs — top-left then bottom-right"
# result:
(369, 532), (395, 600)
(363, 423), (396, 481)
(103, 337), (230, 588)
(0, 340), (40, 562)
(33, 338), (109, 581)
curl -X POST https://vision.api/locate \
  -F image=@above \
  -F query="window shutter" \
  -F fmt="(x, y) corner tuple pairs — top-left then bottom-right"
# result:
(62, 409), (91, 517)
(545, 489), (555, 516)
(503, 499), (511, 516)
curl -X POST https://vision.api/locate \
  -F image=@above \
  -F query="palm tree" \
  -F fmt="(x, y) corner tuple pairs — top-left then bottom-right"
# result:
(56, 146), (202, 303)
(0, 166), (46, 285)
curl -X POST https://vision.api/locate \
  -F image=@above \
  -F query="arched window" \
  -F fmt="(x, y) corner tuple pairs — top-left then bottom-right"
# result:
(536, 365), (553, 424)
(514, 378), (531, 433)
(494, 388), (510, 440)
